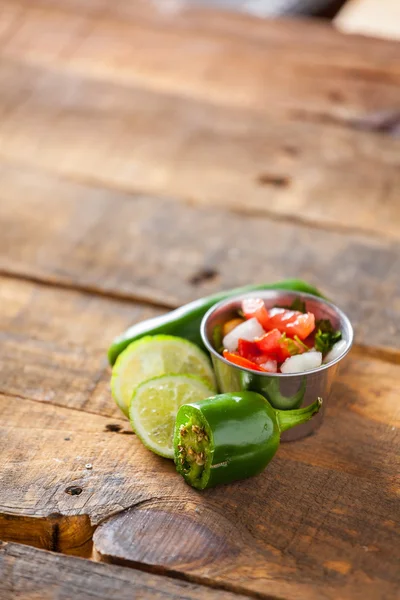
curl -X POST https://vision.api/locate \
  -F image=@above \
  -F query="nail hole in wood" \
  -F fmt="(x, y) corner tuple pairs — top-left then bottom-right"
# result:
(189, 268), (219, 286)
(105, 423), (122, 432)
(65, 486), (83, 496)
(328, 90), (344, 104)
(257, 174), (290, 188)
(282, 145), (298, 157)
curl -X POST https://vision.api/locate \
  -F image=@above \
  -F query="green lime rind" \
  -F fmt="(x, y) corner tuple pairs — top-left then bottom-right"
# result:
(129, 374), (215, 459)
(111, 334), (216, 417)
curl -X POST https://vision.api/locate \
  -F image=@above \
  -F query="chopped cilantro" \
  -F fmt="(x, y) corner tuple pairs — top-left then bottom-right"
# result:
(314, 319), (342, 354)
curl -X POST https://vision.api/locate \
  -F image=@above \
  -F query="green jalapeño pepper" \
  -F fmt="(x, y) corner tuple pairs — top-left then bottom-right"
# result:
(174, 392), (322, 489)
(108, 279), (324, 365)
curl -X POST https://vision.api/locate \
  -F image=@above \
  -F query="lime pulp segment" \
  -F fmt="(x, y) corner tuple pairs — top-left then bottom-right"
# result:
(111, 335), (216, 416)
(129, 374), (214, 459)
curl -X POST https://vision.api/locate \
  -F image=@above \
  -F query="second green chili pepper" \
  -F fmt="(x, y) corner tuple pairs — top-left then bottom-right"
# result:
(174, 392), (322, 489)
(108, 279), (324, 365)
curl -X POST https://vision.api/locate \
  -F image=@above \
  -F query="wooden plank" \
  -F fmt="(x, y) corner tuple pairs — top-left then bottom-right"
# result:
(0, 57), (399, 239)
(0, 278), (398, 597)
(0, 542), (246, 600)
(336, 0), (400, 41)
(1, 162), (400, 354)
(94, 356), (400, 600)
(0, 0), (399, 136)
(1, 0), (400, 97)
(0, 392), (170, 527)
(0, 349), (399, 595)
(0, 275), (160, 417)
(0, 275), (398, 580)
(93, 350), (398, 600)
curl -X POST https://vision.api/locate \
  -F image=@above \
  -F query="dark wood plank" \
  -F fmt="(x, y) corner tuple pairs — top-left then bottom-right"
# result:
(1, 162), (400, 354)
(0, 542), (246, 600)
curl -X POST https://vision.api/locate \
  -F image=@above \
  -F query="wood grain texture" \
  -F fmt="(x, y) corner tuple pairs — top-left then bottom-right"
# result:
(0, 258), (398, 597)
(0, 341), (398, 594)
(92, 347), (400, 600)
(1, 0), (399, 100)
(1, 163), (400, 354)
(0, 1), (399, 596)
(0, 542), (246, 600)
(0, 275), (160, 417)
(0, 3), (399, 238)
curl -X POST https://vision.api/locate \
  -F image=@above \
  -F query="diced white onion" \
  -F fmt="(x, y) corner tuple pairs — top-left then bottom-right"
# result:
(259, 359), (278, 373)
(222, 318), (265, 352)
(281, 351), (322, 374)
(323, 340), (346, 364)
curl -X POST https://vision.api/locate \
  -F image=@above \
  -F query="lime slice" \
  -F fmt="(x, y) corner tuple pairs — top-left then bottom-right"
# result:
(130, 374), (214, 458)
(111, 335), (216, 416)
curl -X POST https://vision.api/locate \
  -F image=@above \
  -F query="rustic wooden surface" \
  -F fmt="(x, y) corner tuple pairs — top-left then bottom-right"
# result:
(0, 542), (246, 600)
(0, 1), (399, 599)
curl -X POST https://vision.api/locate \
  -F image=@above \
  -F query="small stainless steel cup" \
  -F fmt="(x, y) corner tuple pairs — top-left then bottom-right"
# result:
(201, 290), (353, 441)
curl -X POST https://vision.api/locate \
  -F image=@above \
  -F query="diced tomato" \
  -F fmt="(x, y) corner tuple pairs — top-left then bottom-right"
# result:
(255, 329), (291, 363)
(255, 329), (281, 354)
(237, 339), (260, 362)
(237, 338), (272, 366)
(242, 299), (315, 340)
(260, 308), (315, 340)
(255, 329), (307, 363)
(242, 298), (270, 329)
(303, 332), (316, 349)
(286, 312), (315, 339)
(223, 350), (267, 372)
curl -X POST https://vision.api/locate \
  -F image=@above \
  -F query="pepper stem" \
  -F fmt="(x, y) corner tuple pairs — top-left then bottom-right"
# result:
(276, 397), (323, 433)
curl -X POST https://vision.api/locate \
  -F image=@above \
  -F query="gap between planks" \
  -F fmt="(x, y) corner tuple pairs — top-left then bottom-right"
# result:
(92, 550), (281, 600)
(0, 542), (269, 600)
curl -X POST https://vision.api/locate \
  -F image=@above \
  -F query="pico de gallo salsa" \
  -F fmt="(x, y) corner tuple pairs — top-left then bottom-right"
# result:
(216, 297), (344, 374)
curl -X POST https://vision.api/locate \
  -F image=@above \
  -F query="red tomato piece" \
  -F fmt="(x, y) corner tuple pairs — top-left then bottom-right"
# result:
(241, 298), (270, 329)
(256, 330), (290, 363)
(303, 332), (316, 349)
(255, 329), (281, 354)
(237, 338), (260, 362)
(255, 329), (307, 363)
(237, 339), (271, 366)
(223, 350), (266, 372)
(261, 308), (315, 340)
(285, 312), (315, 339)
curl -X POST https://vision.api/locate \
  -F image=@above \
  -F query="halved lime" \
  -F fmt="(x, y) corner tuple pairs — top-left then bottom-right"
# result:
(111, 335), (216, 416)
(130, 374), (214, 458)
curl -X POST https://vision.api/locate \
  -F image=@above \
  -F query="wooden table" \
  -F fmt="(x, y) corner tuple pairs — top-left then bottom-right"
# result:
(0, 1), (399, 599)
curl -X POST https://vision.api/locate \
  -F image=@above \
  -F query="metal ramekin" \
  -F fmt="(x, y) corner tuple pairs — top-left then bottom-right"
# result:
(201, 289), (353, 442)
